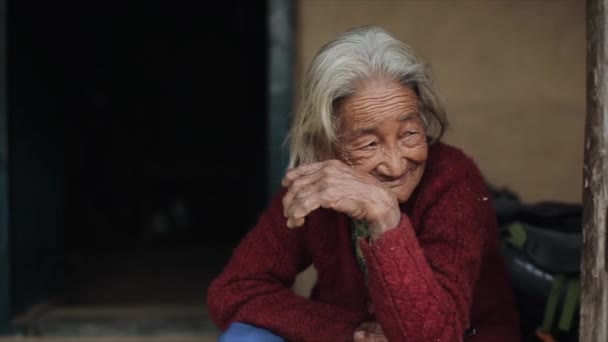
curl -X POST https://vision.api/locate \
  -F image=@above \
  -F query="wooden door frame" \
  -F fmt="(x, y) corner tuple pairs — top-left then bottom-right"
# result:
(267, 0), (295, 199)
(581, 0), (608, 340)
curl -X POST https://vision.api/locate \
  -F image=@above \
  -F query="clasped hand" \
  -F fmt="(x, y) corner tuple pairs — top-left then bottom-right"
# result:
(281, 160), (401, 239)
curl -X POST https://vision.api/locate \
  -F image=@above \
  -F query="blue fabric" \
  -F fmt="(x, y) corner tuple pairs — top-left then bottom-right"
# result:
(218, 322), (285, 342)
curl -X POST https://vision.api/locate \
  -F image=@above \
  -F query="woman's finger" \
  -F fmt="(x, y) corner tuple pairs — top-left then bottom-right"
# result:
(285, 190), (322, 228)
(282, 171), (326, 216)
(287, 175), (371, 225)
(282, 162), (326, 187)
(285, 176), (331, 217)
(353, 330), (366, 342)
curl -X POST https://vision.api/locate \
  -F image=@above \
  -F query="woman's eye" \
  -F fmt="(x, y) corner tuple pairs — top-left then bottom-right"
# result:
(403, 131), (418, 138)
(365, 141), (378, 148)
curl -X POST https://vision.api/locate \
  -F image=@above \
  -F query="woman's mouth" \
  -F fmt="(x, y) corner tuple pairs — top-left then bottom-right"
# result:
(382, 174), (407, 188)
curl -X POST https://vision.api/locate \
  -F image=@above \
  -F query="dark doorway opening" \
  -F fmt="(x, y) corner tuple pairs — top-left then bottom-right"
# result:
(9, 0), (267, 336)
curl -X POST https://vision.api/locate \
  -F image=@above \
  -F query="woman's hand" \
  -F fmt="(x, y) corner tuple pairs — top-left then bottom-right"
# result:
(353, 322), (388, 342)
(281, 160), (401, 239)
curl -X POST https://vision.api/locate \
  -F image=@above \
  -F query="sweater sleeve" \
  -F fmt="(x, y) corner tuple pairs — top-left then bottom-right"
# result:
(206, 190), (365, 341)
(360, 174), (490, 341)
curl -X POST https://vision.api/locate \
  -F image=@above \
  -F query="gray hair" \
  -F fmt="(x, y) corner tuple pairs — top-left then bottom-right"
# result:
(287, 25), (447, 168)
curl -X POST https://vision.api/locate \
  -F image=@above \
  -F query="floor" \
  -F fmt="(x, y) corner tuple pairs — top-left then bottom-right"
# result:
(11, 305), (220, 338)
(5, 242), (230, 340)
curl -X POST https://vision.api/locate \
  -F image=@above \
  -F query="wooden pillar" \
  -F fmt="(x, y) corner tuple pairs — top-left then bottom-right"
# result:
(581, 0), (608, 340)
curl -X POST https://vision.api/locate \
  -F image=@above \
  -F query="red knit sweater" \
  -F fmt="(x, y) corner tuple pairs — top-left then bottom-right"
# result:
(207, 143), (520, 341)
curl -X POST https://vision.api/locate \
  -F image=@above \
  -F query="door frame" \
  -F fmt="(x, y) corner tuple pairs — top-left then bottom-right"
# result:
(580, 0), (608, 340)
(267, 0), (295, 199)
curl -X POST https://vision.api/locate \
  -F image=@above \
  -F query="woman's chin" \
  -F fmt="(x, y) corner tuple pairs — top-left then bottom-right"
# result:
(393, 187), (414, 204)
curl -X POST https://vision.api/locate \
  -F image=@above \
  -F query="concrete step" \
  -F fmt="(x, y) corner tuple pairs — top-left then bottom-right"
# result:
(9, 305), (220, 339)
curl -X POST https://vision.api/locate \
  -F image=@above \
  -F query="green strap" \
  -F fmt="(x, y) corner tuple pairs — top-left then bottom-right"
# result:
(558, 278), (580, 332)
(541, 274), (566, 333)
(505, 222), (527, 249)
(504, 221), (580, 335)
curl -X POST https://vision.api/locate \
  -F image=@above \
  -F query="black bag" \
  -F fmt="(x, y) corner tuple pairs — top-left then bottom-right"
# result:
(491, 186), (581, 342)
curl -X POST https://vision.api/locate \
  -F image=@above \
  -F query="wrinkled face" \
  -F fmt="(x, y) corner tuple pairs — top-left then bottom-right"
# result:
(337, 80), (428, 203)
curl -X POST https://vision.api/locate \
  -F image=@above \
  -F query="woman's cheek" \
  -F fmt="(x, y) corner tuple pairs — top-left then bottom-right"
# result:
(414, 145), (428, 164)
(404, 137), (428, 163)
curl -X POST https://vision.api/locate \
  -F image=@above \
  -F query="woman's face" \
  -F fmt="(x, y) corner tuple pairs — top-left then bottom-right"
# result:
(337, 80), (428, 203)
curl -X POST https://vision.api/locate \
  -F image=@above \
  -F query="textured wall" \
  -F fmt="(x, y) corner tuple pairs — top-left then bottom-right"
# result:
(295, 0), (585, 204)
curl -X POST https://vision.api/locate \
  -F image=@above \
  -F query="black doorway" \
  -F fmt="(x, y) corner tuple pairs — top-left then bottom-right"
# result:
(9, 0), (268, 335)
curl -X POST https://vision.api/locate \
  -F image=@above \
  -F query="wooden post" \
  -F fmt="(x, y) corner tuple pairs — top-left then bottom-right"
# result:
(581, 0), (608, 340)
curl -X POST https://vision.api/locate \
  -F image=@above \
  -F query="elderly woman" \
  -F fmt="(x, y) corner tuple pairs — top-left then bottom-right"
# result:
(207, 26), (520, 341)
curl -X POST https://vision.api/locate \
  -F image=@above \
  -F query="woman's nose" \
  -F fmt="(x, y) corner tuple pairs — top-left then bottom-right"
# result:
(377, 147), (407, 177)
